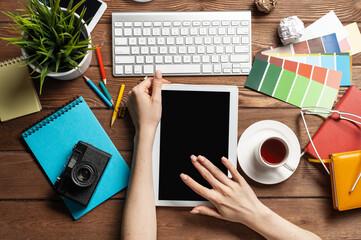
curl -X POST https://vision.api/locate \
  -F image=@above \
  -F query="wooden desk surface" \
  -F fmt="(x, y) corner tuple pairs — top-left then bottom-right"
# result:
(1, 0), (361, 239)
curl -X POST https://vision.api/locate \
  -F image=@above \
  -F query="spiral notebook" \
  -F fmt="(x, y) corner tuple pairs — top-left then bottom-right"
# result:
(0, 57), (41, 121)
(22, 97), (130, 219)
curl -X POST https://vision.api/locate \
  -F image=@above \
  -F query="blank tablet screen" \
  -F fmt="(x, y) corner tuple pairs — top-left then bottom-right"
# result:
(159, 90), (230, 201)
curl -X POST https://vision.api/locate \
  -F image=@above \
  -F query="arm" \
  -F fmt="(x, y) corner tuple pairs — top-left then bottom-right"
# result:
(181, 155), (321, 240)
(121, 71), (169, 240)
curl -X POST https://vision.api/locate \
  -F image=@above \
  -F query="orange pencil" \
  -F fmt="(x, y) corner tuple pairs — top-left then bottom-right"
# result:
(96, 45), (107, 85)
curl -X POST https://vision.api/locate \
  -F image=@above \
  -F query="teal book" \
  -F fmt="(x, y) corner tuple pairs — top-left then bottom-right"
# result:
(22, 96), (130, 219)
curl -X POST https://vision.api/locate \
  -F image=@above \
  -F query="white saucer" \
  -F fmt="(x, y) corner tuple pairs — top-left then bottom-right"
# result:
(237, 120), (301, 184)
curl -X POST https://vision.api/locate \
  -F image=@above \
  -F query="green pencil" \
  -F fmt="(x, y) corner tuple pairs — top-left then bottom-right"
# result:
(99, 81), (114, 105)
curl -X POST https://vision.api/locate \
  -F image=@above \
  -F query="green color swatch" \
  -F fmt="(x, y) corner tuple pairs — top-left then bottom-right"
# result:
(245, 58), (268, 90)
(273, 70), (296, 101)
(287, 75), (309, 106)
(318, 86), (338, 109)
(301, 81), (324, 108)
(260, 64), (282, 95)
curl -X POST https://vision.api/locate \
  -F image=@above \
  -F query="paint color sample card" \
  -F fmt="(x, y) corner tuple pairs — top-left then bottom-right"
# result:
(245, 57), (342, 109)
(263, 33), (340, 55)
(264, 53), (351, 86)
(297, 11), (348, 43)
(343, 22), (361, 55)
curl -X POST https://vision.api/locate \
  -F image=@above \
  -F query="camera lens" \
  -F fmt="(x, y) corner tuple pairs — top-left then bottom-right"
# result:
(71, 162), (97, 187)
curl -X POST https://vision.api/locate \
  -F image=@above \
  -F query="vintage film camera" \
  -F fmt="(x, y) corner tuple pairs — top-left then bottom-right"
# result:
(54, 141), (111, 206)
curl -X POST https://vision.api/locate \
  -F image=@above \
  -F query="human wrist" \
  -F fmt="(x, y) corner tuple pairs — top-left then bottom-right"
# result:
(243, 202), (273, 230)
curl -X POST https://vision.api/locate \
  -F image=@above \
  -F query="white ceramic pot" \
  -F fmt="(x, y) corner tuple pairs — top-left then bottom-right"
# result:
(21, 8), (92, 81)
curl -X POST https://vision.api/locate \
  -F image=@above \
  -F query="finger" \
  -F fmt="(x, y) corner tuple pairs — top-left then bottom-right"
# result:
(151, 70), (163, 101)
(191, 206), (224, 220)
(180, 173), (216, 201)
(221, 157), (245, 184)
(191, 155), (225, 190)
(197, 155), (234, 186)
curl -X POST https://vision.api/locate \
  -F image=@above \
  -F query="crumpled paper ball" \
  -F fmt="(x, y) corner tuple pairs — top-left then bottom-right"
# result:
(278, 16), (304, 45)
(255, 0), (277, 13)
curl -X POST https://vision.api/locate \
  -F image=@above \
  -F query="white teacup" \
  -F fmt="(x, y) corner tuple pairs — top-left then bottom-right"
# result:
(254, 137), (295, 172)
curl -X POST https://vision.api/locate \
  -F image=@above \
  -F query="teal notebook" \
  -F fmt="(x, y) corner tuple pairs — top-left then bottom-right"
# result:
(22, 97), (130, 219)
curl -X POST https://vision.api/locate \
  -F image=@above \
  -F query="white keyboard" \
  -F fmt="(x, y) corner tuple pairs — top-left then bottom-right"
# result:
(112, 11), (251, 76)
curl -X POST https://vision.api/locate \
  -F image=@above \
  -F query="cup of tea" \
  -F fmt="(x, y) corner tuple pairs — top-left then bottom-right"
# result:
(254, 137), (295, 171)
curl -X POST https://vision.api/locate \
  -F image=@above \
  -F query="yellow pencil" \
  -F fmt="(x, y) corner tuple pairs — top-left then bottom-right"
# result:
(111, 84), (125, 127)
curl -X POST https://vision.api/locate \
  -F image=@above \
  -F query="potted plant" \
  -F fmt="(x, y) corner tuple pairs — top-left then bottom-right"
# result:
(2, 0), (94, 94)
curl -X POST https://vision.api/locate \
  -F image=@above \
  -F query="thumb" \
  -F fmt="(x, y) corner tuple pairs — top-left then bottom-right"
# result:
(152, 70), (163, 100)
(191, 206), (224, 220)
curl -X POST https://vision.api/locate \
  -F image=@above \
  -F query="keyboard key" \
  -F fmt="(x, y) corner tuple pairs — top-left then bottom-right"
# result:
(129, 38), (137, 45)
(155, 56), (163, 63)
(114, 22), (123, 27)
(138, 38), (147, 45)
(134, 65), (142, 74)
(171, 28), (180, 36)
(163, 21), (172, 27)
(212, 20), (220, 26)
(183, 21), (191, 26)
(235, 45), (249, 53)
(173, 21), (182, 26)
(176, 37), (184, 45)
(146, 56), (154, 63)
(199, 28), (207, 35)
(214, 37), (221, 44)
(221, 55), (229, 62)
(218, 27), (226, 35)
(192, 55), (201, 63)
(144, 65), (154, 74)
(153, 28), (161, 36)
(202, 64), (212, 73)
(179, 46), (187, 54)
(141, 47), (149, 54)
(143, 28), (151, 36)
(223, 68), (231, 73)
(192, 21), (201, 26)
(223, 36), (231, 44)
(214, 64), (222, 73)
(188, 46), (196, 54)
(162, 28), (170, 36)
(166, 37), (175, 45)
(216, 46), (224, 53)
(136, 56), (144, 63)
(134, 22), (142, 27)
(115, 47), (130, 55)
(204, 37), (212, 44)
(154, 21), (162, 27)
(124, 22), (132, 27)
(169, 46), (177, 54)
(231, 20), (239, 26)
(174, 56), (182, 63)
(115, 37), (127, 45)
(202, 20), (211, 26)
(206, 46), (214, 53)
(114, 28), (123, 36)
(211, 55), (219, 63)
(157, 37), (165, 45)
(221, 20), (230, 26)
(190, 28), (198, 35)
(115, 65), (123, 74)
(125, 65), (133, 74)
(144, 21), (152, 27)
(230, 54), (249, 63)
(133, 28), (142, 36)
(241, 20), (249, 26)
(237, 27), (249, 35)
(232, 36), (241, 44)
(164, 56), (172, 63)
(233, 68), (241, 73)
(242, 36), (250, 44)
(124, 28), (132, 36)
(202, 55), (210, 63)
(185, 37), (193, 45)
(197, 46), (205, 53)
(225, 46), (233, 53)
(160, 46), (168, 54)
(156, 64), (201, 74)
(242, 68), (250, 73)
(183, 55), (191, 63)
(209, 28), (217, 35)
(180, 28), (189, 36)
(150, 46), (158, 54)
(131, 47), (140, 54)
(227, 27), (236, 35)
(148, 38), (156, 45)
(195, 37), (203, 44)
(115, 56), (135, 64)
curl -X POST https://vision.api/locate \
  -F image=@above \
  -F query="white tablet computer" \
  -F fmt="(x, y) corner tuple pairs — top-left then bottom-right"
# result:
(153, 84), (239, 207)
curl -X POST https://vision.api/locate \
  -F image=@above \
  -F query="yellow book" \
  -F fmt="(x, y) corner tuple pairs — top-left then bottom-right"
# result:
(0, 57), (41, 121)
(330, 150), (361, 211)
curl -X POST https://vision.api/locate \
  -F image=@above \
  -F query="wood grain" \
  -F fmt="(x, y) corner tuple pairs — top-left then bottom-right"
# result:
(1, 199), (361, 240)
(0, 151), (330, 199)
